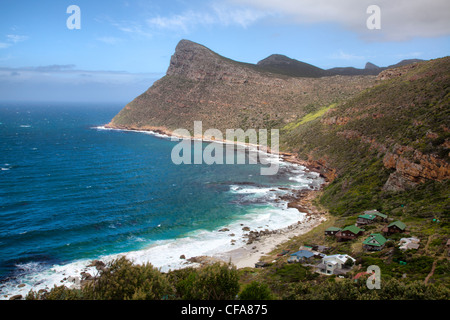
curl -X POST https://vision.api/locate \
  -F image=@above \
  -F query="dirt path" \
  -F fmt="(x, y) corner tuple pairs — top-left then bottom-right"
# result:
(424, 259), (437, 284)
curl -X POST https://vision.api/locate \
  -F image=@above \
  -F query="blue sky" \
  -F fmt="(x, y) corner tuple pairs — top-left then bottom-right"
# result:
(0, 0), (449, 103)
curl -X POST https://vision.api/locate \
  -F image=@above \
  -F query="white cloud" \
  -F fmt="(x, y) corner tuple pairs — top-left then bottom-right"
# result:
(6, 34), (29, 43)
(144, 3), (271, 33)
(0, 34), (28, 49)
(232, 0), (450, 41)
(0, 65), (163, 85)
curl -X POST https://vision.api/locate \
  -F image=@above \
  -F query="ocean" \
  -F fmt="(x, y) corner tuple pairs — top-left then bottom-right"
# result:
(0, 102), (323, 298)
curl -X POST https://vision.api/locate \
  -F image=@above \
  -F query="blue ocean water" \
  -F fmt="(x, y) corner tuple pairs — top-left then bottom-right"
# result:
(0, 102), (322, 297)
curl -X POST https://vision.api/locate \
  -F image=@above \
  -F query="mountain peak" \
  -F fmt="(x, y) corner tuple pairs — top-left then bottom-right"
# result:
(365, 62), (380, 70)
(257, 54), (327, 78)
(167, 40), (218, 78)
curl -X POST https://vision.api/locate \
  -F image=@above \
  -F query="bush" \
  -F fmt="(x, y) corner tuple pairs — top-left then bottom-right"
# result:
(239, 281), (274, 300)
(33, 257), (174, 300)
(86, 257), (174, 300)
(173, 262), (240, 300)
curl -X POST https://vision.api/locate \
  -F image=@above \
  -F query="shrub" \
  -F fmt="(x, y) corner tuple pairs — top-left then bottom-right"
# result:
(239, 281), (275, 300)
(34, 257), (174, 300)
(174, 262), (240, 300)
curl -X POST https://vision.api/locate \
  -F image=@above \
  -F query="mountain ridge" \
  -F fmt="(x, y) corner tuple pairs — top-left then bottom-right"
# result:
(167, 40), (424, 79)
(256, 51), (424, 77)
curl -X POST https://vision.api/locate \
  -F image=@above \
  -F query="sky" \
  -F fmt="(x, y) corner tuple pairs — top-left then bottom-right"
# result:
(0, 0), (449, 103)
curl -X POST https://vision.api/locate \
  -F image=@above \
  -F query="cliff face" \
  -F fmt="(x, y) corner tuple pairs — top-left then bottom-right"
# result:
(108, 40), (376, 134)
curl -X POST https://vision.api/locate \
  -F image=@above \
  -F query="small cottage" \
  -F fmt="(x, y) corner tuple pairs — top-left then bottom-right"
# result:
(357, 214), (377, 226)
(315, 254), (355, 275)
(364, 209), (388, 222)
(325, 227), (341, 236)
(335, 225), (364, 241)
(363, 233), (387, 251)
(287, 250), (315, 263)
(383, 220), (406, 235)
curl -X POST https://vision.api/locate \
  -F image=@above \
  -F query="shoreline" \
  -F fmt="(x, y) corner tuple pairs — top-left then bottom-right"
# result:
(101, 123), (330, 269)
(209, 189), (327, 269)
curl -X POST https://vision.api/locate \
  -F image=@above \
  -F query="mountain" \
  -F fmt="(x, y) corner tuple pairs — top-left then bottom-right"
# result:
(107, 40), (376, 134)
(257, 54), (327, 78)
(387, 59), (424, 69)
(365, 62), (380, 70)
(255, 54), (423, 77)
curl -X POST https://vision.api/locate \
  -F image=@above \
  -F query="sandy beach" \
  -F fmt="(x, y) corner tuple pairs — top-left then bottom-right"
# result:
(185, 188), (327, 269)
(218, 212), (326, 268)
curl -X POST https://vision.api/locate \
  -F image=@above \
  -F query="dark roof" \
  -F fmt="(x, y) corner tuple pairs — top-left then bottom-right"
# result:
(290, 250), (315, 258)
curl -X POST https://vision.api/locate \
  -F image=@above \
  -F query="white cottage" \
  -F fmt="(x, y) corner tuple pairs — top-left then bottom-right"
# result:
(315, 254), (355, 275)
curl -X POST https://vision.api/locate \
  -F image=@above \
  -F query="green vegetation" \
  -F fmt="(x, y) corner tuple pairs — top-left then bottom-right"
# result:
(299, 103), (336, 125)
(281, 57), (449, 220)
(239, 281), (275, 300)
(27, 258), (240, 301)
(284, 278), (449, 300)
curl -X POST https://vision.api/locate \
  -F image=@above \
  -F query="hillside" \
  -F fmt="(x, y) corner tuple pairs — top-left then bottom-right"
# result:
(281, 57), (450, 219)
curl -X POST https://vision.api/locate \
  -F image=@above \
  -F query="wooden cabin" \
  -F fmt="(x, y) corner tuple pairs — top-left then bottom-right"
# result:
(382, 220), (406, 235)
(325, 227), (341, 236)
(363, 233), (387, 251)
(335, 225), (364, 241)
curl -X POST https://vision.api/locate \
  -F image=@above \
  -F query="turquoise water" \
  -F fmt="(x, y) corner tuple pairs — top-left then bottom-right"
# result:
(0, 102), (322, 297)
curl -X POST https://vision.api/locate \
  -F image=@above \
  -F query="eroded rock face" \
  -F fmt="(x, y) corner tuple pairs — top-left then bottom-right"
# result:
(383, 146), (450, 188)
(335, 130), (449, 190)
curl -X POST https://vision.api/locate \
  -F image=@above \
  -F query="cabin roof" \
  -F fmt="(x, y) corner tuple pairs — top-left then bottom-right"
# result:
(388, 220), (406, 230)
